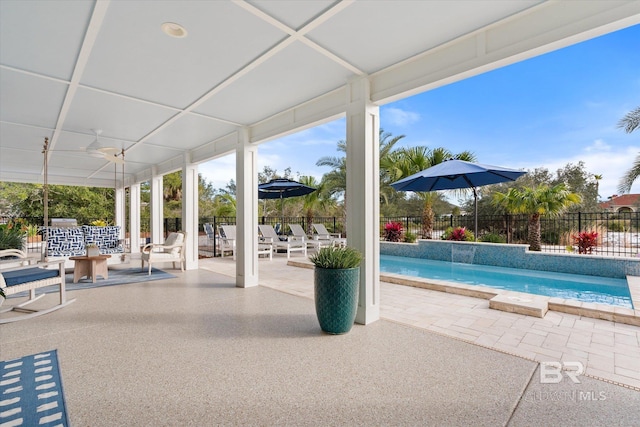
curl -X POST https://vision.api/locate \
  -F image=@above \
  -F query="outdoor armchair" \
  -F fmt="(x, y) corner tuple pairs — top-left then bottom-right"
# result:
(141, 231), (186, 275)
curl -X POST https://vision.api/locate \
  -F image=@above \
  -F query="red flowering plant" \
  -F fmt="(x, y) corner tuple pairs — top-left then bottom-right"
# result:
(572, 231), (598, 254)
(442, 226), (475, 242)
(384, 222), (404, 242)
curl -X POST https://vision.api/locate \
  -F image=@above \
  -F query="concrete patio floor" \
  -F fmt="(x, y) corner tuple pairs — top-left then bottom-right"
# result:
(1, 256), (639, 426)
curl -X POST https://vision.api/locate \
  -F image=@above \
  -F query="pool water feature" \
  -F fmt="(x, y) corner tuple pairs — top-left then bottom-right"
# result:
(380, 255), (634, 309)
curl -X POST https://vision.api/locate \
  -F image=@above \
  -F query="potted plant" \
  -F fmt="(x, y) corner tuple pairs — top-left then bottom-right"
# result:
(309, 246), (363, 334)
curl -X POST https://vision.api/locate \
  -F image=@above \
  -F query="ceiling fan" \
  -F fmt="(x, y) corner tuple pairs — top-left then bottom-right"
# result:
(85, 129), (124, 164)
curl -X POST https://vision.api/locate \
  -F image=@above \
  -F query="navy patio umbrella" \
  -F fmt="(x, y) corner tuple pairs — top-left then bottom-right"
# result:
(390, 160), (526, 240)
(258, 178), (316, 230)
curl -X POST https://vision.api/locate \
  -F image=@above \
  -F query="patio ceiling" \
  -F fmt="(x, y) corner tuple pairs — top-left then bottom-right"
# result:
(1, 1), (639, 189)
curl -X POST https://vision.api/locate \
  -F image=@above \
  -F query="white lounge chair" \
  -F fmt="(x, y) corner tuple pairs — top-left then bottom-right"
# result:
(258, 225), (307, 259)
(311, 223), (347, 247)
(288, 224), (331, 251)
(141, 231), (187, 275)
(219, 225), (236, 259)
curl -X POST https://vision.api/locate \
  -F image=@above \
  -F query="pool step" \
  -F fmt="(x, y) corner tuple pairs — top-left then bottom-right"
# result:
(489, 294), (549, 318)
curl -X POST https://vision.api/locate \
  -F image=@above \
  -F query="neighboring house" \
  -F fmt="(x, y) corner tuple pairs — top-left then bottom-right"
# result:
(599, 194), (640, 212)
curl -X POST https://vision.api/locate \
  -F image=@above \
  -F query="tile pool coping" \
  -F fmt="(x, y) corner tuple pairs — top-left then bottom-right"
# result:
(287, 259), (640, 326)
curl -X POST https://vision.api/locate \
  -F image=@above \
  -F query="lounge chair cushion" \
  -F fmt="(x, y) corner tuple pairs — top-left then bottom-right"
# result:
(2, 267), (60, 287)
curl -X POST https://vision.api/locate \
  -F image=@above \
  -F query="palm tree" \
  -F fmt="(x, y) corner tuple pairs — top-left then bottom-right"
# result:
(298, 176), (333, 234)
(617, 106), (640, 194)
(388, 146), (476, 239)
(317, 129), (405, 227)
(593, 174), (602, 203)
(492, 183), (581, 251)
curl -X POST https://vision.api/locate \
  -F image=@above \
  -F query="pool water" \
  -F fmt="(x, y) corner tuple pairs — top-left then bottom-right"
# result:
(380, 255), (634, 309)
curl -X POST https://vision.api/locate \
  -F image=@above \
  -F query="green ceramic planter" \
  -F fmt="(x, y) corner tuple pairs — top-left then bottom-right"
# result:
(314, 267), (360, 334)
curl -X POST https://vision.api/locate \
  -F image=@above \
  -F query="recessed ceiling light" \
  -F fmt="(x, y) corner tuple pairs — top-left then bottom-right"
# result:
(161, 22), (187, 38)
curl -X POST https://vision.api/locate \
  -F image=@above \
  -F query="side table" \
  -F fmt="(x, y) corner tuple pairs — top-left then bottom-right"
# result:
(69, 255), (111, 283)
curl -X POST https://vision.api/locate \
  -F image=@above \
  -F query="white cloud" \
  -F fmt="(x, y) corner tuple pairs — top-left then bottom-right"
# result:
(384, 107), (420, 127)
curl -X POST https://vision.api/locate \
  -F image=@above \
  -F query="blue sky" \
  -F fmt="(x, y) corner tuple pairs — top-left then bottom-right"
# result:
(200, 24), (640, 202)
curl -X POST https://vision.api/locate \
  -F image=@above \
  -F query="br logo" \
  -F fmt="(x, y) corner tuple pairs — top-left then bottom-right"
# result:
(540, 361), (584, 384)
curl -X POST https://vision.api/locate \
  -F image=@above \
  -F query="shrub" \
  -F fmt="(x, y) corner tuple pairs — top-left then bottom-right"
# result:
(384, 222), (404, 242)
(572, 231), (598, 254)
(404, 231), (417, 243)
(607, 220), (629, 232)
(442, 226), (474, 242)
(479, 233), (506, 243)
(309, 246), (363, 269)
(0, 220), (27, 250)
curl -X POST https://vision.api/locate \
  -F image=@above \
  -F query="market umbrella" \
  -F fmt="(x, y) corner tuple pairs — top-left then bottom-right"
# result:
(258, 178), (316, 231)
(390, 160), (526, 240)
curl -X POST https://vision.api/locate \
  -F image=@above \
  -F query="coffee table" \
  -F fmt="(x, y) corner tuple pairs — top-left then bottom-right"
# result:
(69, 255), (111, 283)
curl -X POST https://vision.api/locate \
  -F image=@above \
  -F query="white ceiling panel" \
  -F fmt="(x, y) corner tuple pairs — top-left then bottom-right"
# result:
(194, 41), (354, 124)
(62, 87), (178, 142)
(124, 145), (180, 167)
(0, 69), (68, 128)
(80, 1), (286, 108)
(143, 114), (238, 150)
(0, 0), (93, 80)
(247, 0), (338, 30)
(0, 122), (52, 152)
(308, 0), (541, 74)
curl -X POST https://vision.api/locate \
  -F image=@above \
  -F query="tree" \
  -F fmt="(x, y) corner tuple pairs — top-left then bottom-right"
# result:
(298, 176), (334, 234)
(617, 106), (640, 194)
(387, 146), (476, 239)
(492, 183), (582, 251)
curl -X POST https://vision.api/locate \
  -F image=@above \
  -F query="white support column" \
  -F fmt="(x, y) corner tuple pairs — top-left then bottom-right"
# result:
(115, 186), (125, 240)
(150, 167), (164, 243)
(235, 128), (259, 288)
(346, 78), (380, 325)
(182, 157), (199, 271)
(129, 183), (141, 254)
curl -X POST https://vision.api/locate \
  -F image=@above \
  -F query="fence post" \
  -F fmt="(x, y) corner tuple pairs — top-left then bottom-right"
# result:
(213, 217), (217, 257)
(578, 212), (582, 233)
(333, 217), (337, 233)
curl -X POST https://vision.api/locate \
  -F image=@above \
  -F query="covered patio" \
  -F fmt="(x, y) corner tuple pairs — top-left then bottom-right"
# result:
(2, 1), (640, 326)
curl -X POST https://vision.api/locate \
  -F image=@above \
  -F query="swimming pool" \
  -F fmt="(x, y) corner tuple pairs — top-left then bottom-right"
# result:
(380, 255), (634, 309)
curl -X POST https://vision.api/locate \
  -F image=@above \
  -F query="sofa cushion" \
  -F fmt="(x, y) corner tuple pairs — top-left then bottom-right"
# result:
(45, 227), (86, 256)
(82, 226), (123, 252)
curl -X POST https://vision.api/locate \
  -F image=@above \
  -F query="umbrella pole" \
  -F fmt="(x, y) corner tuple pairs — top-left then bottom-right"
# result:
(473, 187), (478, 241)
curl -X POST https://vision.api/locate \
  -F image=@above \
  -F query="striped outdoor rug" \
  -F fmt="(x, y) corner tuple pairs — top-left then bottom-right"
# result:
(0, 350), (69, 426)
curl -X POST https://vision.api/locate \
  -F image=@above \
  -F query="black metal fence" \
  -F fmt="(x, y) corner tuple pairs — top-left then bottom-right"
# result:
(5, 212), (640, 258)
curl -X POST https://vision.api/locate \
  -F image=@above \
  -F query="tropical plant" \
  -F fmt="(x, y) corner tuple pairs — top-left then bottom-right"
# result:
(404, 231), (417, 243)
(492, 183), (582, 251)
(479, 233), (506, 243)
(317, 129), (406, 225)
(0, 221), (27, 250)
(617, 106), (640, 194)
(386, 146), (476, 239)
(442, 226), (474, 242)
(383, 222), (404, 242)
(309, 246), (363, 269)
(299, 176), (333, 235)
(572, 231), (598, 254)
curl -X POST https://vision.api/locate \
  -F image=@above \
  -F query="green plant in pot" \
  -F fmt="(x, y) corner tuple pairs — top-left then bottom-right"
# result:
(309, 246), (363, 334)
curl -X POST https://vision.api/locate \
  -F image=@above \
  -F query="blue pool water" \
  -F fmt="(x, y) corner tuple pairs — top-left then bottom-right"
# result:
(380, 255), (634, 309)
